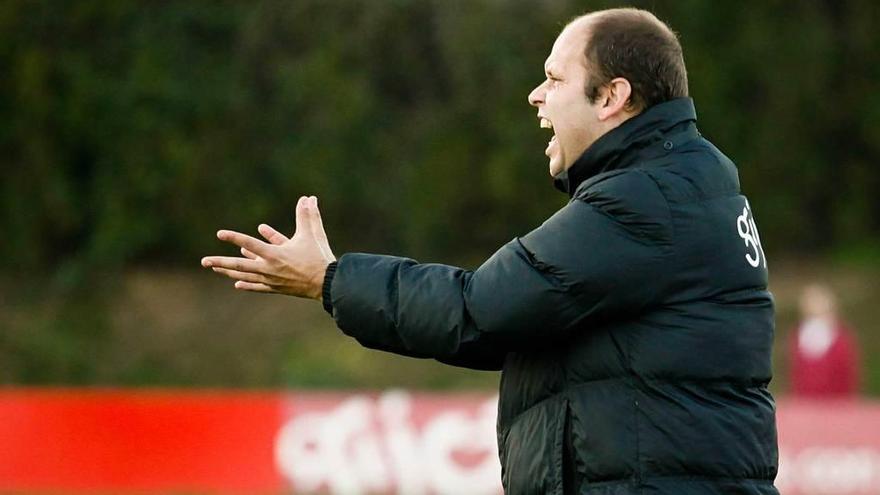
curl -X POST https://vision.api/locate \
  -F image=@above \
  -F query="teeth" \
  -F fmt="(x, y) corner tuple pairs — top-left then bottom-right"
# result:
(540, 118), (553, 129)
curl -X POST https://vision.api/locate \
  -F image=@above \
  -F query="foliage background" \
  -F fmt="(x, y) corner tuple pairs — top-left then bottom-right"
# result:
(2, 0), (878, 393)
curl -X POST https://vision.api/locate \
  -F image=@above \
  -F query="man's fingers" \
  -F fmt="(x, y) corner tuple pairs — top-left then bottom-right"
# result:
(216, 230), (273, 257)
(211, 266), (272, 285)
(308, 196), (335, 258)
(308, 196), (325, 240)
(294, 196), (309, 237)
(234, 281), (277, 293)
(201, 256), (263, 273)
(241, 247), (258, 260)
(258, 223), (288, 245)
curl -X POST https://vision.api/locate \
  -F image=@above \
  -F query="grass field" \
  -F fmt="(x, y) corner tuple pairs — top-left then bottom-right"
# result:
(1, 258), (878, 395)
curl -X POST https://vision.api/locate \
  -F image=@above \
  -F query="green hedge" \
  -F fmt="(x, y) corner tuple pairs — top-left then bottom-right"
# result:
(3, 0), (878, 276)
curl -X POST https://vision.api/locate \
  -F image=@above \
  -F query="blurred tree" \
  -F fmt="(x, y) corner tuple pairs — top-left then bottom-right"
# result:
(3, 0), (878, 273)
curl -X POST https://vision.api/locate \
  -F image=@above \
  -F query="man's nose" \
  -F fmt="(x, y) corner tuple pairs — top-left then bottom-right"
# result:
(528, 83), (544, 107)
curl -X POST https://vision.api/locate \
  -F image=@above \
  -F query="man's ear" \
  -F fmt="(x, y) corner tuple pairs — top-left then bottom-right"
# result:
(597, 77), (633, 121)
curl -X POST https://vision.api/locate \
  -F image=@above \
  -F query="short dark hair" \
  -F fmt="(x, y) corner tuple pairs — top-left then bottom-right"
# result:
(578, 9), (688, 112)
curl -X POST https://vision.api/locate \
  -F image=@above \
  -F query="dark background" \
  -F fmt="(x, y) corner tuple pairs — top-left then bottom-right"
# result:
(2, 0), (878, 393)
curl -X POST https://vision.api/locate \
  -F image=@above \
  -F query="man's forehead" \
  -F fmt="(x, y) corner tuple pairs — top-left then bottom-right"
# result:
(544, 19), (592, 72)
(565, 14), (595, 36)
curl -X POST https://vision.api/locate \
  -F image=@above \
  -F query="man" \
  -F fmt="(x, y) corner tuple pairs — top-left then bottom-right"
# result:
(789, 283), (861, 398)
(203, 8), (779, 494)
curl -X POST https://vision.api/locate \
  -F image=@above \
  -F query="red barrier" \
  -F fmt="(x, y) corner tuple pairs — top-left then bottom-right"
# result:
(1, 388), (879, 494)
(776, 399), (880, 494)
(0, 389), (284, 493)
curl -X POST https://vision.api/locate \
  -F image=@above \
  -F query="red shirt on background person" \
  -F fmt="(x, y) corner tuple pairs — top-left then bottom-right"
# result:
(789, 284), (861, 398)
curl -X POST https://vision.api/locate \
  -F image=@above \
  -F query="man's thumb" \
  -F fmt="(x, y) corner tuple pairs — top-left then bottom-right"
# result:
(294, 196), (309, 236)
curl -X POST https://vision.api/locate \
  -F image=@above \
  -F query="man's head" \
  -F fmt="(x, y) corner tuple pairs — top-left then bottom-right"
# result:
(528, 8), (689, 177)
(800, 284), (838, 320)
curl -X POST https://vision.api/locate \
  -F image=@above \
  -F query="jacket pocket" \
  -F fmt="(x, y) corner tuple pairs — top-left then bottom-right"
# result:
(562, 398), (581, 494)
(568, 382), (639, 484)
(500, 396), (567, 495)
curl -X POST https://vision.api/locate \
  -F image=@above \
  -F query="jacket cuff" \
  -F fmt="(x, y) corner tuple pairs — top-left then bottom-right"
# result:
(321, 261), (338, 315)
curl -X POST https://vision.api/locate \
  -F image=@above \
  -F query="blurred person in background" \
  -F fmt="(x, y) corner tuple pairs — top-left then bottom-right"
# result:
(203, 8), (778, 494)
(789, 283), (861, 398)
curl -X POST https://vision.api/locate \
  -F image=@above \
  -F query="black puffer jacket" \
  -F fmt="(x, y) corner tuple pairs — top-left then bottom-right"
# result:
(323, 98), (779, 494)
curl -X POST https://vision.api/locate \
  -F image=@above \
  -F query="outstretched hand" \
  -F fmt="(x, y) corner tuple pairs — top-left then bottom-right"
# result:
(201, 196), (335, 300)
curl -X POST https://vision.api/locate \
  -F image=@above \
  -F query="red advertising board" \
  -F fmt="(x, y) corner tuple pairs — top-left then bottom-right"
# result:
(0, 389), (284, 493)
(776, 399), (880, 494)
(0, 388), (878, 494)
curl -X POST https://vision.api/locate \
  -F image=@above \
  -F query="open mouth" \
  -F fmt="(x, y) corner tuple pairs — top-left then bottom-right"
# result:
(540, 118), (557, 149)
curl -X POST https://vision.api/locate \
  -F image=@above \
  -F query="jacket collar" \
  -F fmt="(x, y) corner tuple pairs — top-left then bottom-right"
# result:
(553, 97), (698, 197)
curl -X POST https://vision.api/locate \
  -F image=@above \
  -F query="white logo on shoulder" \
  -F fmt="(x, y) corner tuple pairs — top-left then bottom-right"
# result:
(736, 199), (766, 269)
